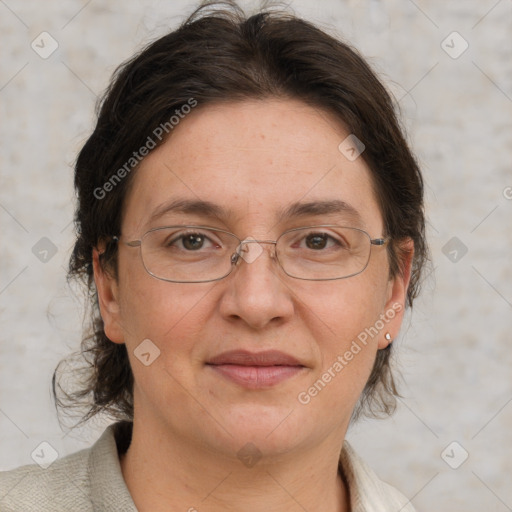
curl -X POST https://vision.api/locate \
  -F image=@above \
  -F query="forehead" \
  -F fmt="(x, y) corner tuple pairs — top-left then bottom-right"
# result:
(122, 98), (383, 236)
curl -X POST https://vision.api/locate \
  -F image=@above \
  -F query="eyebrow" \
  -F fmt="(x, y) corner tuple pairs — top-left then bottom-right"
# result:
(276, 199), (362, 225)
(148, 197), (362, 226)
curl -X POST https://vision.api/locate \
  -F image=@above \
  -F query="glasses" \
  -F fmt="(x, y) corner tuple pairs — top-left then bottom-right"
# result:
(113, 225), (389, 283)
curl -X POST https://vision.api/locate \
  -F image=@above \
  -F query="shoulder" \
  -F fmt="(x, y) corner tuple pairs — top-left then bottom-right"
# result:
(0, 422), (136, 512)
(0, 443), (92, 511)
(340, 441), (417, 512)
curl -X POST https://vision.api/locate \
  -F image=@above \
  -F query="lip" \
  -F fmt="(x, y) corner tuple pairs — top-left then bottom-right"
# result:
(206, 350), (306, 389)
(207, 350), (303, 367)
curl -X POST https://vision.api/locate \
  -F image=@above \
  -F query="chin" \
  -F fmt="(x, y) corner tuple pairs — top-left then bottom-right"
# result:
(207, 403), (313, 454)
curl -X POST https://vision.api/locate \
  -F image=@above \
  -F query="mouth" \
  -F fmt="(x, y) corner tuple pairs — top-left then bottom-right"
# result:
(206, 350), (306, 389)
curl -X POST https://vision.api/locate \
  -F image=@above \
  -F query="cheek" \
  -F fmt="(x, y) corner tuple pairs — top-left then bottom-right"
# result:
(296, 276), (388, 405)
(299, 270), (387, 343)
(118, 278), (216, 407)
(116, 253), (215, 349)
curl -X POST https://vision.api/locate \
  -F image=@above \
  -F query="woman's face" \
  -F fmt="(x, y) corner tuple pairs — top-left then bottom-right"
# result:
(95, 98), (410, 458)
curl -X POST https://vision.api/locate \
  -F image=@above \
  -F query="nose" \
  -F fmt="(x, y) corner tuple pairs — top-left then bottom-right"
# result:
(218, 240), (295, 330)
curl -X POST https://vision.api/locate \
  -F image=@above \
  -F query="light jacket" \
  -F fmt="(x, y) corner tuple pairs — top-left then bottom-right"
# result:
(0, 421), (416, 511)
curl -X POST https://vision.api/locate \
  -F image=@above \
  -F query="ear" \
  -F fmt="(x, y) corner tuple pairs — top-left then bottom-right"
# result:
(378, 238), (414, 349)
(92, 247), (125, 344)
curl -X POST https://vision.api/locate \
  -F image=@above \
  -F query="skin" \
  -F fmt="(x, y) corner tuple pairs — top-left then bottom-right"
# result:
(93, 98), (413, 512)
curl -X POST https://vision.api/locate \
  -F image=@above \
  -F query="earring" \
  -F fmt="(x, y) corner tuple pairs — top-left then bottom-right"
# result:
(385, 333), (392, 342)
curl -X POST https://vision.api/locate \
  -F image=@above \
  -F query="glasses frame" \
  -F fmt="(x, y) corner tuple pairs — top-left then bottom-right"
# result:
(113, 224), (390, 283)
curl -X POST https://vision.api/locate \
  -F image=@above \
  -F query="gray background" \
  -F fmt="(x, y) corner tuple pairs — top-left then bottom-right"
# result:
(1, 0), (511, 510)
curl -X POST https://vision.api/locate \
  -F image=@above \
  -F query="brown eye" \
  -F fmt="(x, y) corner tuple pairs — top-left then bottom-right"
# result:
(305, 233), (328, 250)
(182, 234), (205, 250)
(161, 231), (214, 252)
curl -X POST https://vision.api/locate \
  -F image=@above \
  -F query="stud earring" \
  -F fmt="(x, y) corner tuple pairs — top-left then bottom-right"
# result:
(385, 333), (392, 342)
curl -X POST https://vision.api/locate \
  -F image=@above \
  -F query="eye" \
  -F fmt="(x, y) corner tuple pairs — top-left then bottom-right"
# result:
(305, 233), (329, 250)
(181, 233), (207, 250)
(166, 231), (218, 251)
(300, 232), (345, 251)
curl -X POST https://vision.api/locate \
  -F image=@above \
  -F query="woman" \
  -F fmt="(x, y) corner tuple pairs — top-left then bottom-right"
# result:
(0, 1), (427, 510)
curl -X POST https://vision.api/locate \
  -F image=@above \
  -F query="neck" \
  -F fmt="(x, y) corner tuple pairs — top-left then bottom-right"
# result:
(119, 416), (351, 512)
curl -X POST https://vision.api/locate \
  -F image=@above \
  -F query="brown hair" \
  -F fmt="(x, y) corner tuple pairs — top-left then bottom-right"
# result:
(53, 0), (428, 427)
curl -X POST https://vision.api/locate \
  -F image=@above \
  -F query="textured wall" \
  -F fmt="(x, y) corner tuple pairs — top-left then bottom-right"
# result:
(1, 1), (511, 510)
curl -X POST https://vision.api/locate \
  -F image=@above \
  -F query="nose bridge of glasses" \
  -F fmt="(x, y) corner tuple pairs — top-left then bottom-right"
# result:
(234, 237), (277, 265)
